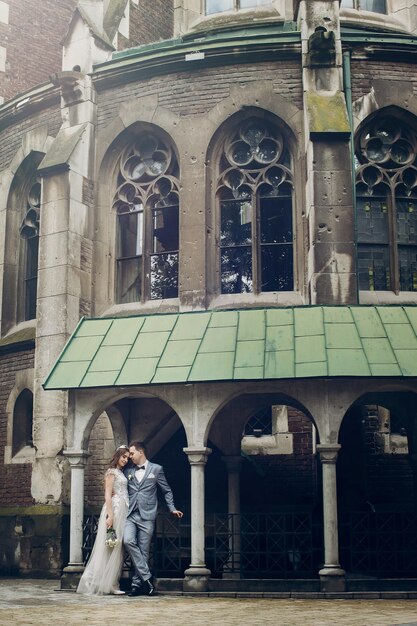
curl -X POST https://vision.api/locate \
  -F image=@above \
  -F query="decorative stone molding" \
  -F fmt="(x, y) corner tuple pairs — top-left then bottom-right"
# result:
(317, 443), (341, 464)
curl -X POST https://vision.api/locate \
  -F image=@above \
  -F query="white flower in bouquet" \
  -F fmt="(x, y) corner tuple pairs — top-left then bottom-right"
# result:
(105, 527), (119, 548)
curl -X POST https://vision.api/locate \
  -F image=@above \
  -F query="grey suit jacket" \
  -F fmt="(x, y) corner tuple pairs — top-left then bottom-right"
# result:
(125, 461), (176, 521)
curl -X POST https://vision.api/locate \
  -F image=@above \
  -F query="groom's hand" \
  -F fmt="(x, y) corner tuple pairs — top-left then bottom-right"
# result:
(172, 510), (183, 519)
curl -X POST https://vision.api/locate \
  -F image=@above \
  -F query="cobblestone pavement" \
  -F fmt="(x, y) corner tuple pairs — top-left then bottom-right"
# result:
(1, 579), (417, 626)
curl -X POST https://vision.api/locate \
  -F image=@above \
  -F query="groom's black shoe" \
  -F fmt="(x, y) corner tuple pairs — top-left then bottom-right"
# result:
(127, 586), (142, 597)
(141, 579), (154, 596)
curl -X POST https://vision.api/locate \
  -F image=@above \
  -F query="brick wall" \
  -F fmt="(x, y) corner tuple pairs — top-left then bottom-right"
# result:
(129, 0), (174, 46)
(97, 60), (303, 126)
(240, 408), (316, 511)
(0, 0), (77, 103)
(0, 104), (62, 172)
(0, 348), (35, 507)
(350, 57), (417, 102)
(85, 412), (117, 509)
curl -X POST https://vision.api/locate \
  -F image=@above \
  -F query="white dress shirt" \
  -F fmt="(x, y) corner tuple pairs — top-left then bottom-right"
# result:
(135, 460), (148, 483)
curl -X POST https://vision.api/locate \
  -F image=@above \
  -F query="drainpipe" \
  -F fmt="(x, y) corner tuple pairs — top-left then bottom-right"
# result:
(342, 49), (359, 304)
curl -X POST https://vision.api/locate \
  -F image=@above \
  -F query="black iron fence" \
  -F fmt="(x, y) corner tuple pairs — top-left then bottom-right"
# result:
(339, 510), (417, 577)
(82, 509), (417, 579)
(82, 511), (321, 578)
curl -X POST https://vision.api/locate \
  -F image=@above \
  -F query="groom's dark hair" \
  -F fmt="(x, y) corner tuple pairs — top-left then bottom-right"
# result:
(130, 441), (147, 455)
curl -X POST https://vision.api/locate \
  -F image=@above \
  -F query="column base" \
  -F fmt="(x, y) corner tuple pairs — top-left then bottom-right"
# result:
(183, 566), (211, 592)
(319, 566), (346, 592)
(61, 564), (84, 590)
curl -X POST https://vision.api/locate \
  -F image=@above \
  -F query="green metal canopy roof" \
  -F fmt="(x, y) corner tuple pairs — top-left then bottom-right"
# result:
(42, 306), (417, 391)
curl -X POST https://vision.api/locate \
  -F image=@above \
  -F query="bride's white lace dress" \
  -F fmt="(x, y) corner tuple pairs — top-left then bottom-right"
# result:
(77, 468), (128, 595)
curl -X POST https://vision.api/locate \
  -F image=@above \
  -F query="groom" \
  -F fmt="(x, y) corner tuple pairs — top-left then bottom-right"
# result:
(124, 441), (183, 596)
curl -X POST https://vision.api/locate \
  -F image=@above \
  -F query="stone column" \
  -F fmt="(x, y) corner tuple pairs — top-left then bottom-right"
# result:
(317, 443), (345, 591)
(183, 447), (211, 591)
(222, 455), (243, 578)
(61, 451), (90, 589)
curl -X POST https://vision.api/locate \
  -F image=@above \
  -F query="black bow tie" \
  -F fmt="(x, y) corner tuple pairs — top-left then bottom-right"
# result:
(137, 465), (146, 470)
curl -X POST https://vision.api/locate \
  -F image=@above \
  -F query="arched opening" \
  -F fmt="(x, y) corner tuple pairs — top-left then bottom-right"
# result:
(338, 390), (417, 579)
(12, 389), (33, 456)
(81, 396), (188, 579)
(3, 152), (43, 332)
(205, 392), (321, 579)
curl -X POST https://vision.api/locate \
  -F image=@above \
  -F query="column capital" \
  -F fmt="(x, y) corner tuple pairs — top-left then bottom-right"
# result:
(183, 447), (211, 465)
(317, 443), (341, 464)
(222, 455), (244, 473)
(63, 449), (90, 468)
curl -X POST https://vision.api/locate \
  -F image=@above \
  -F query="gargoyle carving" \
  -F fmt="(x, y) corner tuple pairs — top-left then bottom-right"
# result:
(307, 26), (336, 67)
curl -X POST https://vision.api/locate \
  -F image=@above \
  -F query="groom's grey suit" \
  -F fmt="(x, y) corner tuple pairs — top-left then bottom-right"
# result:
(124, 461), (177, 586)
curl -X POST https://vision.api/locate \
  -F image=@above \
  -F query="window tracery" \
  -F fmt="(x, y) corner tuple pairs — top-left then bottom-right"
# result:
(112, 133), (180, 303)
(217, 117), (294, 294)
(356, 116), (417, 292)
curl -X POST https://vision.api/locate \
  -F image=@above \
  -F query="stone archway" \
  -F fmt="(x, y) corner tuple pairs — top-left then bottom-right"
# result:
(205, 390), (320, 581)
(337, 390), (417, 581)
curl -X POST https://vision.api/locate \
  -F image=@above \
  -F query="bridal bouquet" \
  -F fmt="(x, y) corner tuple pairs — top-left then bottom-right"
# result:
(105, 527), (119, 548)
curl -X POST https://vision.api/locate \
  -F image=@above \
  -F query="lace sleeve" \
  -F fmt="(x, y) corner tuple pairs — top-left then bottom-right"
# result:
(105, 468), (118, 478)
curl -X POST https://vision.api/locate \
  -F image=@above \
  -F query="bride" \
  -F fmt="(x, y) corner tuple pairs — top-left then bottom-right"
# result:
(77, 445), (129, 595)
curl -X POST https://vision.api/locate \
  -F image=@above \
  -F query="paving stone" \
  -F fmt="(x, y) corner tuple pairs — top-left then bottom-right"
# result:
(2, 579), (417, 626)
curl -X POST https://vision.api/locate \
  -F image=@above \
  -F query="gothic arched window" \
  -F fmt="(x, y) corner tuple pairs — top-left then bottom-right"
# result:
(356, 115), (417, 292)
(12, 389), (33, 456)
(112, 132), (180, 303)
(19, 181), (41, 320)
(217, 117), (294, 294)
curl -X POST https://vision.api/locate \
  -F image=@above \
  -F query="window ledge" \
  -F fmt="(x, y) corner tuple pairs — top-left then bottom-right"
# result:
(340, 9), (410, 34)
(209, 291), (304, 309)
(4, 445), (35, 465)
(359, 291), (417, 305)
(100, 298), (180, 318)
(187, 6), (284, 36)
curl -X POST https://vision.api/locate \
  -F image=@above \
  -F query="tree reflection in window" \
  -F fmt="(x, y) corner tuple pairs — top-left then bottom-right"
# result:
(217, 118), (294, 294)
(19, 182), (41, 320)
(206, 0), (270, 14)
(113, 133), (179, 303)
(356, 116), (417, 292)
(340, 0), (386, 13)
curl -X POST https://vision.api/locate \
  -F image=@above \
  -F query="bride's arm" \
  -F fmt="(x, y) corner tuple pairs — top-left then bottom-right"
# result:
(104, 472), (116, 528)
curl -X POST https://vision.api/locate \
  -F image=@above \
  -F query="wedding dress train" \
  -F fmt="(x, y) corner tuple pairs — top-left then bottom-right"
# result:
(77, 468), (128, 595)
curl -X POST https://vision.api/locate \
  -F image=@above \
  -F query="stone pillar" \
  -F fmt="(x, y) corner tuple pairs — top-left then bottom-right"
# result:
(183, 447), (211, 592)
(298, 0), (356, 305)
(222, 455), (243, 578)
(61, 451), (90, 589)
(317, 443), (345, 591)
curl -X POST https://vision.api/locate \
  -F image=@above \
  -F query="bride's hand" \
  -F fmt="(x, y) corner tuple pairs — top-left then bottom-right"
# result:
(106, 515), (114, 528)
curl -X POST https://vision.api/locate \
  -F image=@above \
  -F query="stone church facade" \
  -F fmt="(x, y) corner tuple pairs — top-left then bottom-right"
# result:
(1, 0), (417, 593)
